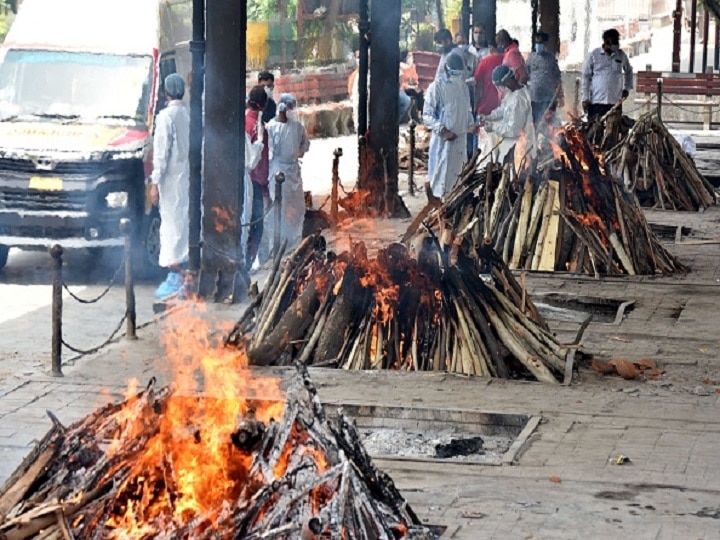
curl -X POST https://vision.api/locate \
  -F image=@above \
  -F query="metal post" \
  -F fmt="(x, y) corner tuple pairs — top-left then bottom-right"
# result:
(690, 0), (698, 72)
(50, 245), (63, 377)
(657, 78), (663, 120)
(408, 120), (416, 196)
(120, 219), (137, 341)
(715, 19), (720, 71)
(331, 148), (342, 225)
(273, 172), (285, 256)
(188, 0), (205, 275)
(574, 77), (580, 117)
(702, 8), (710, 73)
(358, 0), (370, 138)
(672, 0), (682, 72)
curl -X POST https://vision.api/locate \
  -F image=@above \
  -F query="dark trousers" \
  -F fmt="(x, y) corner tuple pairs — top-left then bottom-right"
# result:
(246, 181), (265, 268)
(531, 100), (552, 125)
(588, 103), (616, 121)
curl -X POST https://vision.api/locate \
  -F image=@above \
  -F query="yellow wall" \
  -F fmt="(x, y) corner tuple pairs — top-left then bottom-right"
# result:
(247, 22), (269, 70)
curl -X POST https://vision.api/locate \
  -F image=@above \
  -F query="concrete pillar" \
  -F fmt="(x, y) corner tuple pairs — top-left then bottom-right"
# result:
(356, 0), (409, 218)
(473, 0), (497, 45)
(539, 0), (561, 55)
(199, 0), (247, 302)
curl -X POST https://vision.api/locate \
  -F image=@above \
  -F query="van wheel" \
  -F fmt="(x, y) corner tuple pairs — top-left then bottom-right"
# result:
(0, 245), (8, 271)
(134, 207), (163, 279)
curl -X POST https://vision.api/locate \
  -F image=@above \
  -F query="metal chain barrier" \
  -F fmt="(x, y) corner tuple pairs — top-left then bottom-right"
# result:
(662, 94), (714, 115)
(50, 218), (137, 376)
(61, 313), (128, 356)
(62, 255), (125, 304)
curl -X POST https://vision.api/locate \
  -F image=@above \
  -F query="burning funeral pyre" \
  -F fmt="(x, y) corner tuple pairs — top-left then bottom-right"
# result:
(228, 234), (569, 384)
(404, 123), (687, 276)
(586, 109), (717, 211)
(0, 315), (429, 539)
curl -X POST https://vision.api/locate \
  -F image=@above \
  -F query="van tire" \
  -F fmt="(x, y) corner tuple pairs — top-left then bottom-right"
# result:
(0, 245), (8, 272)
(134, 207), (163, 279)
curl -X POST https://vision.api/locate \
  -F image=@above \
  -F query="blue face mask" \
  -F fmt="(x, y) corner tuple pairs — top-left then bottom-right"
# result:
(535, 43), (545, 53)
(496, 45), (505, 54)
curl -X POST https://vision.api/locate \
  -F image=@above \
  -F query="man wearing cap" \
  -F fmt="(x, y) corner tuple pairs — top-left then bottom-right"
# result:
(423, 54), (475, 199)
(478, 65), (536, 167)
(149, 73), (191, 298)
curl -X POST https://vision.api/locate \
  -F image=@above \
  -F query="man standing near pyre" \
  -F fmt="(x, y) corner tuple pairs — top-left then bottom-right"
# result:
(581, 28), (634, 121)
(477, 65), (536, 168)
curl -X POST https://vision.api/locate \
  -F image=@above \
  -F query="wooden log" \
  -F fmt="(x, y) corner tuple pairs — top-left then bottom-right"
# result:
(531, 183), (557, 271)
(538, 181), (561, 271)
(248, 279), (321, 365)
(509, 180), (533, 269)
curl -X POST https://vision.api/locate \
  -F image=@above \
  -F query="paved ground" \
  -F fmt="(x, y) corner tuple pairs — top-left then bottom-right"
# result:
(1, 194), (720, 538)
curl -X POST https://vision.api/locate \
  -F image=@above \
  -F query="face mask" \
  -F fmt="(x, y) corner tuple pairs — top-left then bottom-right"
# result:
(287, 109), (299, 122)
(264, 86), (274, 99)
(535, 43), (545, 53)
(435, 43), (445, 53)
(610, 44), (620, 53)
(496, 45), (505, 53)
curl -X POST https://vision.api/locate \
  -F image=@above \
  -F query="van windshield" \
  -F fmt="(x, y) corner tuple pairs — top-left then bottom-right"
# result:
(0, 50), (153, 123)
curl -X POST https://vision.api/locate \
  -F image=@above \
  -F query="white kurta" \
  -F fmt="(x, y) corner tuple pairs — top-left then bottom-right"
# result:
(483, 87), (536, 168)
(150, 100), (190, 268)
(266, 118), (310, 253)
(423, 76), (475, 198)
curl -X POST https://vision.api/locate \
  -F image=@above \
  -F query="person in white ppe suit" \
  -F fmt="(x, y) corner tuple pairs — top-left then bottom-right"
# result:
(265, 93), (310, 254)
(423, 53), (475, 199)
(149, 73), (190, 299)
(478, 65), (536, 169)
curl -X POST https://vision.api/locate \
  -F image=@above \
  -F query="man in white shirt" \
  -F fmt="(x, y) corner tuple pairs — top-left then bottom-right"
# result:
(582, 28), (634, 120)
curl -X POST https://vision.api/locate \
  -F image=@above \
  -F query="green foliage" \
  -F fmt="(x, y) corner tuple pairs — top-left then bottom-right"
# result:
(0, 11), (12, 42)
(248, 0), (297, 22)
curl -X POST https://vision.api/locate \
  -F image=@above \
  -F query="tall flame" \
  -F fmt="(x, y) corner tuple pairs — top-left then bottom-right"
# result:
(104, 305), (284, 535)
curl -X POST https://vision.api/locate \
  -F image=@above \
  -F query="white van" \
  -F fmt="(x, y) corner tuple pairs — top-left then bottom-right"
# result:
(0, 0), (192, 273)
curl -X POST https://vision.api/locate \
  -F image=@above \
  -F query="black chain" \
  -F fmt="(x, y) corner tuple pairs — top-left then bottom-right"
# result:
(62, 255), (125, 304)
(61, 313), (127, 357)
(240, 201), (275, 229)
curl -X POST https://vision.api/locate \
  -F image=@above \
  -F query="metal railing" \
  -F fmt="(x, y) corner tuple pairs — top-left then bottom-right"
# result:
(50, 218), (137, 377)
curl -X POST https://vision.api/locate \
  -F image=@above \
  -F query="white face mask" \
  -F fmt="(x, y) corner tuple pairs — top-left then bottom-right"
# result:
(287, 109), (299, 122)
(264, 86), (274, 100)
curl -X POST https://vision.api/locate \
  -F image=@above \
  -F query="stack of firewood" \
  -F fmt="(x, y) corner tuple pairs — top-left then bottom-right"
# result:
(0, 371), (430, 539)
(399, 124), (430, 172)
(228, 234), (568, 383)
(588, 109), (717, 211)
(405, 123), (687, 276)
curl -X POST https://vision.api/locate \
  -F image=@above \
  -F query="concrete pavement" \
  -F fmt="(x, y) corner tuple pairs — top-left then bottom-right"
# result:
(1, 199), (720, 537)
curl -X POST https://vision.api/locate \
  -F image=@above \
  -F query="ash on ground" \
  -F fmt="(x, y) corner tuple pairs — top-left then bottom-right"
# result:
(360, 428), (514, 465)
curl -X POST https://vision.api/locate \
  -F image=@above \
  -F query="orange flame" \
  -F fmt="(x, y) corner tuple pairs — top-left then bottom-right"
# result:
(212, 206), (235, 233)
(103, 305), (285, 535)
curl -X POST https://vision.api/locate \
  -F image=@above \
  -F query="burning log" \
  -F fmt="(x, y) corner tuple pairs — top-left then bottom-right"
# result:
(405, 124), (687, 276)
(0, 369), (430, 539)
(229, 233), (567, 383)
(590, 110), (717, 211)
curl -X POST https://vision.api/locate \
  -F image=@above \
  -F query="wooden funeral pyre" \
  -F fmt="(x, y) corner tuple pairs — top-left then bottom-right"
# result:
(228, 234), (568, 384)
(405, 123), (687, 276)
(587, 109), (717, 211)
(0, 367), (428, 538)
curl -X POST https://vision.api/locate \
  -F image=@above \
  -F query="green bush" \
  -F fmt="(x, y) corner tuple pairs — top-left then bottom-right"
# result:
(413, 24), (436, 51)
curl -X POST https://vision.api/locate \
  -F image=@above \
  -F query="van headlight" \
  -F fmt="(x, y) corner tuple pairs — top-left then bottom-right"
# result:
(105, 191), (129, 209)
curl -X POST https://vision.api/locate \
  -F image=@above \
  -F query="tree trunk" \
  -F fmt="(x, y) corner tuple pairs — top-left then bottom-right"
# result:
(318, 0), (341, 61)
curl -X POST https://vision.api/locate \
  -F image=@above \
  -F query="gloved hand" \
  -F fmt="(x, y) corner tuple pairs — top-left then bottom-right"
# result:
(582, 100), (590, 112)
(621, 89), (629, 99)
